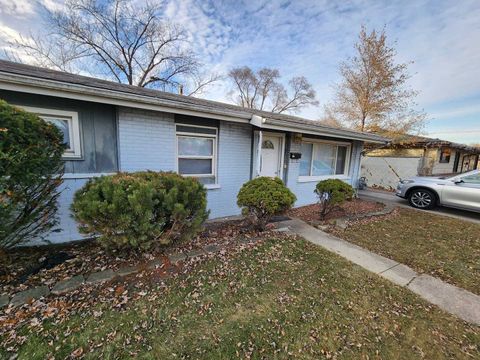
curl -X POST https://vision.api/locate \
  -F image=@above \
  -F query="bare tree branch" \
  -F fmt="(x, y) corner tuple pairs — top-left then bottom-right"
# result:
(5, 0), (217, 95)
(228, 66), (318, 114)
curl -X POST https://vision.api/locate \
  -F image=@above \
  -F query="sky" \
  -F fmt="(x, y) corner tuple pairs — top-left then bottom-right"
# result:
(0, 0), (479, 144)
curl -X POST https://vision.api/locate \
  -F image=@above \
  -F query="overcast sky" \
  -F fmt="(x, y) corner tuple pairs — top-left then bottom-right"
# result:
(1, 0), (479, 144)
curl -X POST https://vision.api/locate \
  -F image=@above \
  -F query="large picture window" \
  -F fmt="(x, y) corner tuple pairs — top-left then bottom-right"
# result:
(18, 106), (82, 159)
(176, 124), (217, 184)
(299, 140), (351, 179)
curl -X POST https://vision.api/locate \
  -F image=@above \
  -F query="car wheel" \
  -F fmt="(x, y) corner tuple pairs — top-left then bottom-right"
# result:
(408, 189), (436, 210)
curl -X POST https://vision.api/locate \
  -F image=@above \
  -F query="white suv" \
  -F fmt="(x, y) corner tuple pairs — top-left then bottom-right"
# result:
(396, 170), (480, 212)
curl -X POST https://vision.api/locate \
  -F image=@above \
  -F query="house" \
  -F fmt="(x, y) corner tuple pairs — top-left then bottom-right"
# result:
(0, 60), (385, 244)
(361, 135), (480, 190)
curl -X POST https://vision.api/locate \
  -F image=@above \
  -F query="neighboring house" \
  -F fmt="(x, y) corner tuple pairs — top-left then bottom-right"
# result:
(362, 135), (480, 190)
(0, 60), (385, 244)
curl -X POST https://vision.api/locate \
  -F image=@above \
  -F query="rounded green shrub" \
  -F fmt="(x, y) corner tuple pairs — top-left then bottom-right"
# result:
(0, 100), (65, 250)
(314, 179), (354, 218)
(237, 177), (296, 230)
(71, 171), (209, 251)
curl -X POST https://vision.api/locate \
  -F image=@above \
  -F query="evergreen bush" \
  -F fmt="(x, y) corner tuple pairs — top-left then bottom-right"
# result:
(71, 172), (209, 251)
(314, 179), (354, 219)
(0, 100), (65, 250)
(237, 177), (296, 230)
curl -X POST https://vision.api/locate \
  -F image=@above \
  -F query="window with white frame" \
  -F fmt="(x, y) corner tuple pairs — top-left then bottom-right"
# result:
(176, 124), (217, 184)
(18, 106), (82, 159)
(299, 140), (351, 178)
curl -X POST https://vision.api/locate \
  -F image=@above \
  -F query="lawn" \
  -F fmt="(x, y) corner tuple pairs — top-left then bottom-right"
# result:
(332, 208), (480, 295)
(2, 236), (478, 359)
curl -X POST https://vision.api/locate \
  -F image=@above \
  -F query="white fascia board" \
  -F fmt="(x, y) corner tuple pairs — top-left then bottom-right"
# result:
(250, 116), (385, 143)
(0, 74), (251, 124)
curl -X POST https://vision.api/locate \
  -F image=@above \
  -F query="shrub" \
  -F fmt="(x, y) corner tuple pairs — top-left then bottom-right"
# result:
(71, 171), (209, 251)
(0, 100), (65, 250)
(237, 177), (296, 230)
(314, 179), (354, 219)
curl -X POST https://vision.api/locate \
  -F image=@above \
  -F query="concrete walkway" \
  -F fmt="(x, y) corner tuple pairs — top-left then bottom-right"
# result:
(276, 218), (480, 326)
(358, 189), (480, 225)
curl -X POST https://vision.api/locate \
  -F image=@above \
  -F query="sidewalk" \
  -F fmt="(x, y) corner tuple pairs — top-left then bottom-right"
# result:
(276, 218), (480, 326)
(358, 189), (480, 225)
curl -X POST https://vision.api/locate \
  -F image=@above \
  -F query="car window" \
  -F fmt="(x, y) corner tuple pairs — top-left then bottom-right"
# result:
(461, 173), (480, 184)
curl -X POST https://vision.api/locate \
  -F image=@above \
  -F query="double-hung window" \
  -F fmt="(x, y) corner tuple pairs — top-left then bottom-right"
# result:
(176, 124), (217, 184)
(18, 106), (82, 159)
(299, 140), (351, 179)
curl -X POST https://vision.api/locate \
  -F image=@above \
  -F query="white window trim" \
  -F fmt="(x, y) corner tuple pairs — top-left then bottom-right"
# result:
(175, 124), (218, 182)
(17, 105), (82, 159)
(298, 138), (351, 181)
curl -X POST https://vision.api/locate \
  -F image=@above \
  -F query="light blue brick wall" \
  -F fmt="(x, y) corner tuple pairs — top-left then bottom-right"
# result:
(118, 107), (251, 219)
(207, 122), (252, 218)
(34, 106), (366, 245)
(286, 139), (364, 207)
(39, 178), (89, 244)
(118, 107), (176, 172)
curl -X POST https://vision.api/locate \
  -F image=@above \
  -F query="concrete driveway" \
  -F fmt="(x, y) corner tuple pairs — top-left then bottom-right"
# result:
(358, 189), (480, 225)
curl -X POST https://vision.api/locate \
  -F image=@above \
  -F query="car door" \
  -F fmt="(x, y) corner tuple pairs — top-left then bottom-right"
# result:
(441, 172), (480, 211)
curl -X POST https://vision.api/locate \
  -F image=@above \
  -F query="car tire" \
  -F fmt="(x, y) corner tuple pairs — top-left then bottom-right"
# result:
(408, 188), (436, 210)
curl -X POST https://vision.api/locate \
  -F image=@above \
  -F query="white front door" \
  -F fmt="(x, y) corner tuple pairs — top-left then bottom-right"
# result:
(259, 135), (282, 177)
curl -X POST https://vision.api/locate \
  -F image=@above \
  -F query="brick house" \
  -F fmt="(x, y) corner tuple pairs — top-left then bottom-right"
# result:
(0, 60), (385, 244)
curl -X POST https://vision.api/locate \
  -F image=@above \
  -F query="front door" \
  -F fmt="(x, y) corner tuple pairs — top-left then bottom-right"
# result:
(259, 135), (282, 177)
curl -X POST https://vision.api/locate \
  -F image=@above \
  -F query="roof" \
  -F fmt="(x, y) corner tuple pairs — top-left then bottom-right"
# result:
(374, 134), (480, 154)
(0, 60), (387, 143)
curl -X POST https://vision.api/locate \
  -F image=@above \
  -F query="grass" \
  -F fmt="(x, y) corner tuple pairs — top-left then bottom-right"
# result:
(333, 208), (480, 295)
(2, 236), (479, 359)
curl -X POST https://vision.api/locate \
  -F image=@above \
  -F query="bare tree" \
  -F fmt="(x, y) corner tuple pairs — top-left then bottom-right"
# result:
(228, 66), (318, 113)
(328, 26), (425, 136)
(6, 0), (217, 94)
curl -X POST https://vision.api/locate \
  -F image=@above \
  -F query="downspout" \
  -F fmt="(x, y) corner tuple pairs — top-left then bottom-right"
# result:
(250, 115), (265, 177)
(256, 130), (263, 177)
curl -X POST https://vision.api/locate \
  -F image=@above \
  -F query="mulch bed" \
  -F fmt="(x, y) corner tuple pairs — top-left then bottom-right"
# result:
(0, 219), (258, 296)
(288, 198), (385, 225)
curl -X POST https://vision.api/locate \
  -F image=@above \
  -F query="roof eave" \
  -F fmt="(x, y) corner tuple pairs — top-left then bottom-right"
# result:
(0, 70), (387, 144)
(0, 72), (252, 123)
(252, 116), (387, 143)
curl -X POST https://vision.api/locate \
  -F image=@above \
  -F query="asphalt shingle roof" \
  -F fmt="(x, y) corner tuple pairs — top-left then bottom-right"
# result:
(0, 59), (386, 142)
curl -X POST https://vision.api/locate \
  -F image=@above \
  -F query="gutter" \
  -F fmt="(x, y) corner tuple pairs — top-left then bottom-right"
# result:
(250, 115), (387, 144)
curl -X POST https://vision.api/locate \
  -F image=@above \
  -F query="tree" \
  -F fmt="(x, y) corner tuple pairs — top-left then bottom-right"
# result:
(6, 0), (217, 95)
(228, 66), (318, 113)
(329, 26), (425, 136)
(0, 100), (65, 251)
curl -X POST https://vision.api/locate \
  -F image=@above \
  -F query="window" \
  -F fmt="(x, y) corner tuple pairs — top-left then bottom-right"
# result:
(461, 173), (480, 184)
(18, 106), (82, 159)
(439, 148), (451, 163)
(299, 140), (350, 178)
(262, 140), (275, 149)
(176, 124), (217, 184)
